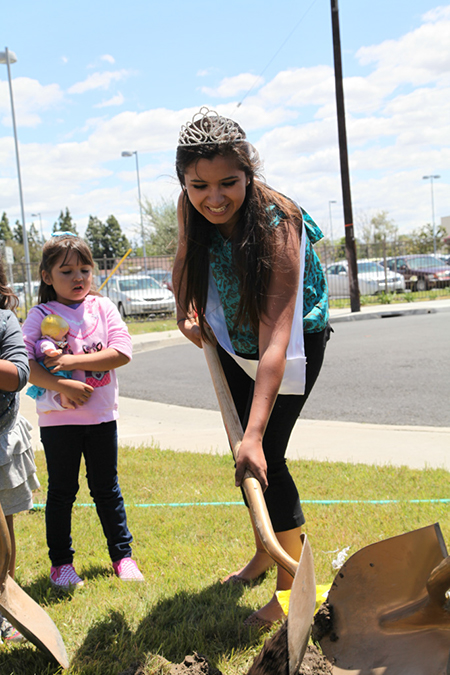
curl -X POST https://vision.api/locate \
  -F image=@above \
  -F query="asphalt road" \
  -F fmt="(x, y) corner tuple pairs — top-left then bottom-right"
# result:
(118, 311), (450, 427)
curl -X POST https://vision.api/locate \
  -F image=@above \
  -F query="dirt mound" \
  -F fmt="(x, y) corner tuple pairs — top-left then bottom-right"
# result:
(168, 653), (221, 675)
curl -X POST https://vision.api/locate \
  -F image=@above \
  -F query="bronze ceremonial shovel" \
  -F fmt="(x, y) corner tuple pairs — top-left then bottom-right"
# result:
(318, 522), (450, 674)
(0, 502), (69, 668)
(202, 329), (316, 674)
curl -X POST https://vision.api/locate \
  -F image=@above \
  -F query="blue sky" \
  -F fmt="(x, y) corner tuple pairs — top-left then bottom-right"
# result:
(1, 0), (449, 243)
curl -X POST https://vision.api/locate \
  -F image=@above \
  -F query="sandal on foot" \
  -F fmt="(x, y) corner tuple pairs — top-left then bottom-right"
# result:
(221, 574), (253, 587)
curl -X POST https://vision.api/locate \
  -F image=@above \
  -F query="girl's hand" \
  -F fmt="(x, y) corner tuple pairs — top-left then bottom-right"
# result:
(57, 379), (94, 407)
(44, 353), (76, 372)
(177, 318), (202, 349)
(43, 348), (62, 358)
(234, 437), (268, 492)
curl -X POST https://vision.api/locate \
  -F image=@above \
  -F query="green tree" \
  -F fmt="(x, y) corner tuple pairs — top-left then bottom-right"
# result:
(84, 214), (130, 266)
(409, 223), (446, 254)
(28, 222), (44, 262)
(371, 211), (398, 245)
(84, 216), (105, 259)
(104, 215), (130, 258)
(143, 199), (177, 255)
(9, 221), (43, 263)
(0, 212), (13, 242)
(53, 208), (78, 235)
(13, 220), (23, 244)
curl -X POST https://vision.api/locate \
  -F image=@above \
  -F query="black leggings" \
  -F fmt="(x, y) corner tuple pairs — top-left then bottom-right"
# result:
(218, 325), (331, 532)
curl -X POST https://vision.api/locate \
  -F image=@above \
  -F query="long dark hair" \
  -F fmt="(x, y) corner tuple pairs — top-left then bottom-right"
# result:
(175, 129), (303, 339)
(0, 258), (18, 311)
(38, 235), (95, 303)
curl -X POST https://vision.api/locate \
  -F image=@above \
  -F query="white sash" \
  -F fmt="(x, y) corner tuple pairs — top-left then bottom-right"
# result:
(205, 228), (307, 395)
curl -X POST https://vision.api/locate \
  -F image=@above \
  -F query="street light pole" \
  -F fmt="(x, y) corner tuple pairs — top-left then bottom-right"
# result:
(0, 47), (32, 297)
(31, 212), (44, 243)
(422, 175), (440, 257)
(121, 150), (147, 272)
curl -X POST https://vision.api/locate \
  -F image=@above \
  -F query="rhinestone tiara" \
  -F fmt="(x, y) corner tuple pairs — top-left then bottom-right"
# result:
(178, 107), (246, 146)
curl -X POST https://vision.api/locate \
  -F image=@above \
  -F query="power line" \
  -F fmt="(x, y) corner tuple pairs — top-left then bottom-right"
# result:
(237, 0), (320, 108)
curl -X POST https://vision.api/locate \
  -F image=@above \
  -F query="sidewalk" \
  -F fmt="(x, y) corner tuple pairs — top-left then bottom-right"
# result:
(20, 298), (450, 471)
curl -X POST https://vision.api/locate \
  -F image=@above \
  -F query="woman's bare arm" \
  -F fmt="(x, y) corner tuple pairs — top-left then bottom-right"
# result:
(234, 223), (300, 490)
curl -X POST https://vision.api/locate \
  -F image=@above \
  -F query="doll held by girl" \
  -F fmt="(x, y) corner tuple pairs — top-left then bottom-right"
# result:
(26, 314), (73, 409)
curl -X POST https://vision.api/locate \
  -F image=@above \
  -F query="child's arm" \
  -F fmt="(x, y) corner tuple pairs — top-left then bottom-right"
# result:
(0, 311), (30, 391)
(43, 348), (129, 373)
(29, 360), (94, 407)
(0, 360), (20, 392)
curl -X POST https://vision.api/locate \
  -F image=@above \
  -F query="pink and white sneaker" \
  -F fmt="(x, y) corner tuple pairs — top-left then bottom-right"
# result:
(50, 563), (84, 591)
(113, 558), (144, 582)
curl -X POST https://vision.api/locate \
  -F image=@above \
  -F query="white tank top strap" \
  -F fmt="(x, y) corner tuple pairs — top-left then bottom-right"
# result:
(205, 225), (307, 395)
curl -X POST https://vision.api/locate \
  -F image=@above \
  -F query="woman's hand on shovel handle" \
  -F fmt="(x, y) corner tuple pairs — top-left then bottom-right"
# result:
(177, 318), (202, 349)
(235, 436), (268, 491)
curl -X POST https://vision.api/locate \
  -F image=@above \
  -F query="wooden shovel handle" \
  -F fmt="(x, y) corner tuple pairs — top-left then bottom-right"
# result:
(202, 327), (298, 578)
(0, 501), (11, 589)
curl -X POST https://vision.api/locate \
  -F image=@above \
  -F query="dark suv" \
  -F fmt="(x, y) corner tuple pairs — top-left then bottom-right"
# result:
(385, 255), (450, 291)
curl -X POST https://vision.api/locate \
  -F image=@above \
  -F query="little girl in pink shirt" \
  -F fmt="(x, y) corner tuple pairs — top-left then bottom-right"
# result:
(23, 233), (143, 590)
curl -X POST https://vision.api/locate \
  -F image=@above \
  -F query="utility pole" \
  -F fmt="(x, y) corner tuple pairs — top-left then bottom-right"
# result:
(330, 0), (360, 312)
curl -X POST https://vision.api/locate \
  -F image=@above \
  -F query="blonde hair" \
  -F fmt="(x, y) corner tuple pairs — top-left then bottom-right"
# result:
(41, 314), (69, 339)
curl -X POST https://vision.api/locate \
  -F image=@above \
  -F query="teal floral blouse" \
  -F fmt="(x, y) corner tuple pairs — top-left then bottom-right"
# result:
(209, 208), (329, 354)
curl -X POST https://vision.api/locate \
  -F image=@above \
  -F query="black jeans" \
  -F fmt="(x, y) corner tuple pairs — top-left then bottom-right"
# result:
(218, 325), (331, 532)
(40, 421), (133, 566)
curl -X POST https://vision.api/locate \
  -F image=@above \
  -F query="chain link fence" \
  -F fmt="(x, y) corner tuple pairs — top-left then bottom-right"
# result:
(4, 245), (449, 321)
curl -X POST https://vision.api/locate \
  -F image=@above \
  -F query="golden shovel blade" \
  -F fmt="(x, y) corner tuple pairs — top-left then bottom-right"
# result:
(0, 576), (69, 668)
(0, 502), (69, 668)
(287, 532), (316, 675)
(319, 523), (450, 675)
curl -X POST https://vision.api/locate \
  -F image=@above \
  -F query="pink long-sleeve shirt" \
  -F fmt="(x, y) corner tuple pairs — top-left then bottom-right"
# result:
(22, 295), (132, 427)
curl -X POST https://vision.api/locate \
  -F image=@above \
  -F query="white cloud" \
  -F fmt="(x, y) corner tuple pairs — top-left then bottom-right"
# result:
(61, 56), (68, 64)
(101, 54), (115, 64)
(68, 69), (130, 94)
(255, 66), (334, 108)
(94, 92), (125, 108)
(421, 5), (450, 23)
(356, 10), (450, 89)
(1, 8), (449, 239)
(201, 73), (264, 98)
(0, 77), (64, 127)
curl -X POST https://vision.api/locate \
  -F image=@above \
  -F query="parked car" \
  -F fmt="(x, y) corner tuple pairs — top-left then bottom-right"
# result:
(103, 275), (176, 318)
(437, 254), (450, 267)
(146, 268), (173, 292)
(384, 255), (450, 292)
(325, 259), (405, 297)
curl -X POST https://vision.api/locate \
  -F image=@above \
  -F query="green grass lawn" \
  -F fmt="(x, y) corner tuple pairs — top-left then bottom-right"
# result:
(125, 317), (177, 335)
(2, 447), (450, 674)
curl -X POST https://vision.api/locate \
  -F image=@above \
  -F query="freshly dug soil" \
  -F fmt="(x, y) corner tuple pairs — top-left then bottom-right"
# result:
(159, 643), (332, 675)
(311, 602), (335, 644)
(246, 621), (332, 675)
(166, 653), (222, 675)
(298, 645), (332, 674)
(120, 615), (334, 675)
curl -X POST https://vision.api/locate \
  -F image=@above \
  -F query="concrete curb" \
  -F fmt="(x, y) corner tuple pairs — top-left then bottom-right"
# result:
(329, 306), (438, 323)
